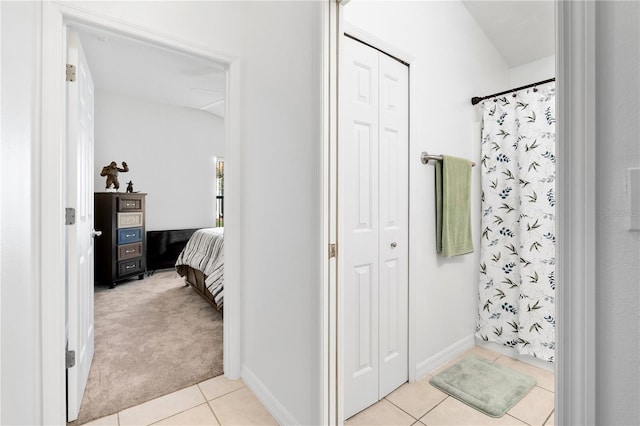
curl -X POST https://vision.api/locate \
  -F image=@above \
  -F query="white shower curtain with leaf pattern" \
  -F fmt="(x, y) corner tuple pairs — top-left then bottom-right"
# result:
(476, 83), (556, 362)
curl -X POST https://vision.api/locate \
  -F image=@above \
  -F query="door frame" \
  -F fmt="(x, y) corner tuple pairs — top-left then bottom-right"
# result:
(336, 22), (415, 421)
(327, 0), (597, 425)
(555, 1), (597, 424)
(40, 2), (243, 422)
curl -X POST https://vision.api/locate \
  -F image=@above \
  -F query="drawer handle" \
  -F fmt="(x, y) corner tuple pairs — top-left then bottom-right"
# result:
(125, 265), (135, 270)
(125, 249), (135, 254)
(125, 234), (135, 238)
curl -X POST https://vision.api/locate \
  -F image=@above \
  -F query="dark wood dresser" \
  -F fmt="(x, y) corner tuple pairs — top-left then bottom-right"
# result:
(94, 192), (147, 288)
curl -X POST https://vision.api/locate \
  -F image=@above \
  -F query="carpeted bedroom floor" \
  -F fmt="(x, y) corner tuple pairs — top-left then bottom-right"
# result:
(70, 271), (223, 425)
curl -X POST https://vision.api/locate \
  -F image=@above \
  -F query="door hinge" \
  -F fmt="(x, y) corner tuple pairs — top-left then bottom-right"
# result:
(66, 350), (76, 369)
(329, 243), (337, 259)
(65, 207), (76, 225)
(66, 64), (76, 82)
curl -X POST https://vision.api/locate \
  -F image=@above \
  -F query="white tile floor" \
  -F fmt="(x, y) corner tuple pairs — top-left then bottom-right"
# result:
(82, 376), (276, 426)
(347, 346), (555, 426)
(84, 346), (554, 426)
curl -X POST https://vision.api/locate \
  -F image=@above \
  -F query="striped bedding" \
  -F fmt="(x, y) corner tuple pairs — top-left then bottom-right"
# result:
(175, 227), (224, 308)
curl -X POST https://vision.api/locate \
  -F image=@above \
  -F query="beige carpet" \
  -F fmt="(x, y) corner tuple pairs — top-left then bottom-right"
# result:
(71, 271), (223, 425)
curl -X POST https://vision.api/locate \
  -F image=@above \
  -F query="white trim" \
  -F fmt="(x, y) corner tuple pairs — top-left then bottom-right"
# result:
(51, 1), (236, 64)
(321, 1), (338, 425)
(224, 58), (242, 379)
(41, 3), (66, 423)
(555, 1), (596, 425)
(0, 3), (3, 421)
(335, 4), (345, 424)
(241, 365), (299, 425)
(40, 3), (243, 422)
(415, 335), (475, 381)
(475, 339), (554, 373)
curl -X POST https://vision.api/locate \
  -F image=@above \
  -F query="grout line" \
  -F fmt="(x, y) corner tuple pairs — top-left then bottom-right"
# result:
(543, 409), (555, 426)
(146, 402), (210, 425)
(199, 381), (246, 402)
(137, 386), (207, 425)
(383, 396), (420, 420)
(419, 395), (450, 420)
(505, 413), (531, 426)
(504, 386), (554, 426)
(206, 401), (223, 426)
(117, 412), (120, 426)
(196, 383), (209, 402)
(537, 383), (555, 393)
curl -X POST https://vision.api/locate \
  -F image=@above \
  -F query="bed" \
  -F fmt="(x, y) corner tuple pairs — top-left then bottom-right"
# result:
(175, 227), (224, 311)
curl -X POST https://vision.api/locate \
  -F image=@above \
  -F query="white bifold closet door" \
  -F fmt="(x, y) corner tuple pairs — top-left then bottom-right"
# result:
(341, 36), (409, 419)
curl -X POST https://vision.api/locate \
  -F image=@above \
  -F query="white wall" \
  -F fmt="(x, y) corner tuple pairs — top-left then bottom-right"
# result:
(0, 1), (323, 424)
(6, 1), (639, 424)
(1, 2), (42, 424)
(69, 6), (324, 423)
(595, 2), (640, 424)
(94, 92), (224, 231)
(509, 55), (555, 88)
(240, 2), (321, 422)
(343, 1), (510, 374)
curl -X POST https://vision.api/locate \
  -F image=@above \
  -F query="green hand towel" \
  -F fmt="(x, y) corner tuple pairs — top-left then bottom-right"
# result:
(435, 155), (474, 256)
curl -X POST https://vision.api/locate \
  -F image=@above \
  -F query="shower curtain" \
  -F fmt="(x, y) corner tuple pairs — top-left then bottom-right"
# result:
(476, 83), (556, 362)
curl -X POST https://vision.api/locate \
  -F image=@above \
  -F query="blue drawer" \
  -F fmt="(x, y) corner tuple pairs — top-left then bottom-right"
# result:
(117, 227), (142, 244)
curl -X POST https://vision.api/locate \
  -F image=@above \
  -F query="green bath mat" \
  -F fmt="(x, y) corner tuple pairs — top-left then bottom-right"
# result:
(429, 355), (536, 418)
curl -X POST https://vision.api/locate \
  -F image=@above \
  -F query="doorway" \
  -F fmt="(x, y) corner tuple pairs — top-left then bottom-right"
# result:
(339, 34), (410, 418)
(40, 4), (242, 422)
(332, 1), (565, 424)
(65, 25), (231, 421)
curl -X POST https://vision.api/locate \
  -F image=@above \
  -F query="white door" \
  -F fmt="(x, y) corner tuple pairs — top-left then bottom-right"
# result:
(341, 36), (409, 418)
(342, 37), (381, 416)
(66, 30), (96, 422)
(377, 51), (409, 399)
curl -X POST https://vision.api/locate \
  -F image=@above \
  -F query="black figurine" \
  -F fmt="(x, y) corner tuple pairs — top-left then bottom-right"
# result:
(100, 161), (128, 190)
(126, 181), (134, 193)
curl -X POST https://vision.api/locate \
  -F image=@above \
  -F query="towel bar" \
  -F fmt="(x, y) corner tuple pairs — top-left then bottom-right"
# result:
(421, 152), (476, 167)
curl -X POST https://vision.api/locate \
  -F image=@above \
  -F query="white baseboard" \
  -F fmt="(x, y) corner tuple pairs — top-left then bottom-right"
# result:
(241, 364), (299, 425)
(475, 338), (555, 372)
(415, 334), (475, 381)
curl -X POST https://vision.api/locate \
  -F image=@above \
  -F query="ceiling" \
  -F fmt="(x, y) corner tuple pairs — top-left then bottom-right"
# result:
(462, 0), (555, 68)
(75, 1), (553, 115)
(76, 28), (226, 118)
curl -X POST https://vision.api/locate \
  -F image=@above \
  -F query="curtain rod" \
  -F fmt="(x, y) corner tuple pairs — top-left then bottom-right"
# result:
(471, 77), (555, 106)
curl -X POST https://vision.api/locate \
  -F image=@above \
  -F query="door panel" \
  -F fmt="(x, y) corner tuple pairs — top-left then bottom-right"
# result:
(66, 31), (95, 422)
(354, 264), (375, 376)
(342, 36), (380, 418)
(342, 36), (409, 419)
(378, 52), (409, 399)
(355, 123), (374, 229)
